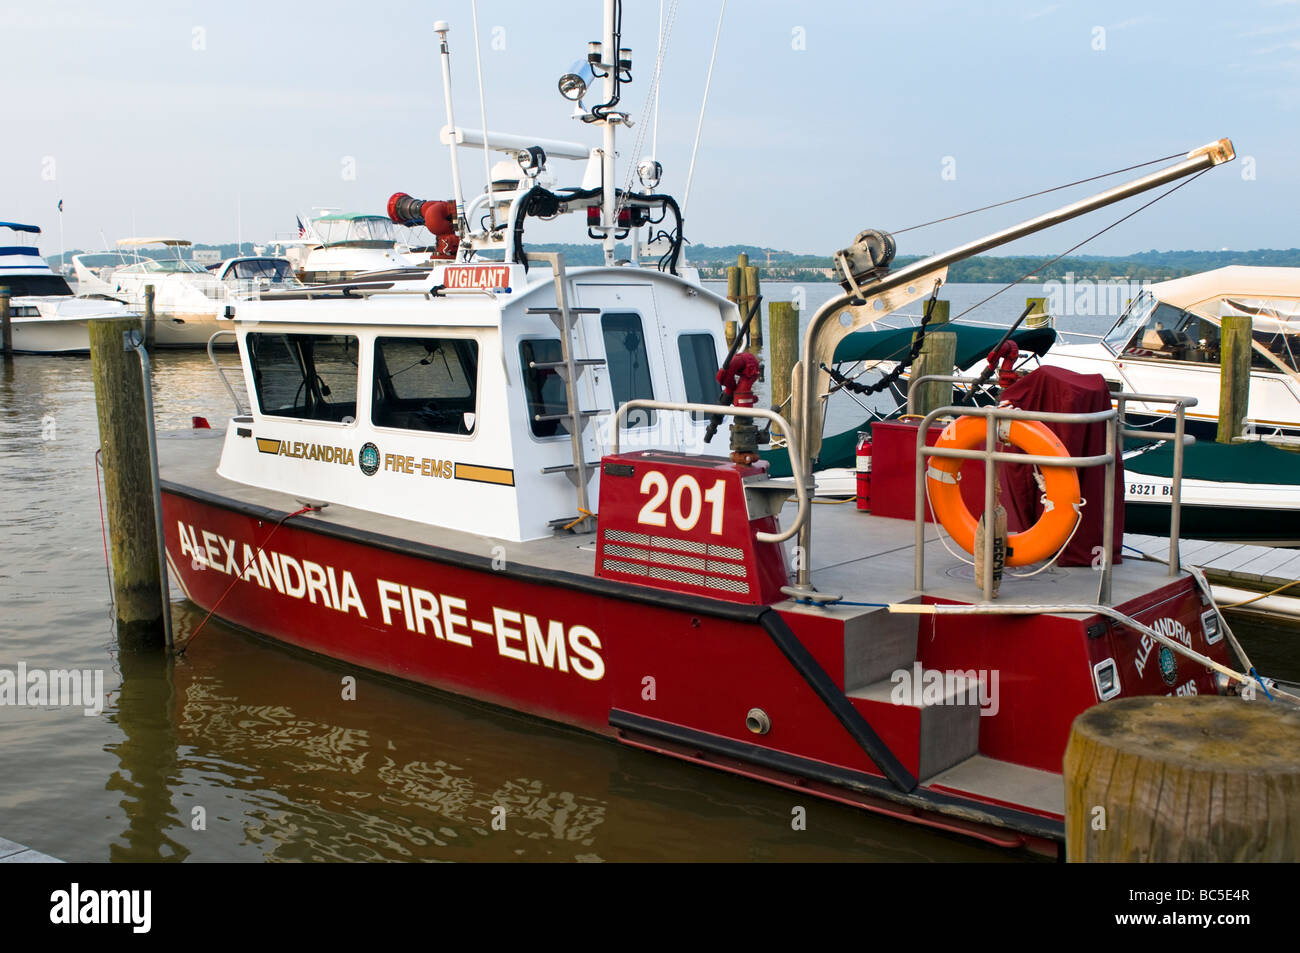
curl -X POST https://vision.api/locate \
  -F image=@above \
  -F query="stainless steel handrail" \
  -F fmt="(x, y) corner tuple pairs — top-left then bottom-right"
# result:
(611, 399), (809, 545)
(913, 403), (1119, 603)
(1113, 392), (1197, 575)
(206, 330), (246, 415)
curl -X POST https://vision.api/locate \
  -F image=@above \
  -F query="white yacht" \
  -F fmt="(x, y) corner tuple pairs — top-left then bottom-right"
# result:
(270, 213), (427, 285)
(1043, 267), (1300, 441)
(72, 239), (302, 348)
(0, 221), (131, 354)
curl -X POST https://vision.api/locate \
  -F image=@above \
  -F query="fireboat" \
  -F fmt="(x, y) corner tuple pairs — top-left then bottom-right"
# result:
(157, 2), (1265, 854)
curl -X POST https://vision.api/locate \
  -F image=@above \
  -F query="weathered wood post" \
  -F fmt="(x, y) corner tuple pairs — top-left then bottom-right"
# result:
(143, 284), (156, 349)
(724, 320), (737, 348)
(769, 300), (799, 413)
(909, 300), (955, 415)
(743, 264), (762, 352)
(0, 285), (11, 355)
(89, 315), (167, 647)
(1025, 296), (1050, 328)
(1064, 695), (1300, 861)
(1217, 313), (1251, 443)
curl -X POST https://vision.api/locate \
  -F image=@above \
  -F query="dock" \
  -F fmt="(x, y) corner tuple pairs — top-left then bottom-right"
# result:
(0, 836), (61, 863)
(1125, 535), (1300, 596)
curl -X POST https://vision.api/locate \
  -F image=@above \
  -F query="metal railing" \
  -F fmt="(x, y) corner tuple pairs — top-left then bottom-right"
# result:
(913, 402), (1118, 603)
(207, 330), (247, 415)
(611, 399), (810, 545)
(908, 379), (1196, 603)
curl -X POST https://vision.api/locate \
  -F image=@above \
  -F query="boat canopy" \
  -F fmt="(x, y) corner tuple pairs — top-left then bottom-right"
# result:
(833, 324), (1056, 366)
(0, 222), (40, 234)
(1145, 267), (1299, 312)
(116, 237), (193, 248)
(311, 214), (397, 246)
(1127, 439), (1300, 486)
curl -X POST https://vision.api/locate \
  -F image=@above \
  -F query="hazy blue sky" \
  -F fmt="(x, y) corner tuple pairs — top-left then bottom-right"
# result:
(5, 1), (1297, 258)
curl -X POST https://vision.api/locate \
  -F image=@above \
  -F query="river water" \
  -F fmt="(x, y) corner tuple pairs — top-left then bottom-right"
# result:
(0, 282), (1281, 862)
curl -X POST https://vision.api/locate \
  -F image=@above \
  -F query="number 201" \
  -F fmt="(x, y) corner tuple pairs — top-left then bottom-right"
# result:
(637, 471), (726, 535)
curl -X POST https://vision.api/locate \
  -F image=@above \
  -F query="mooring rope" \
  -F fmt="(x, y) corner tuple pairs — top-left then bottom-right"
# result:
(175, 504), (315, 656)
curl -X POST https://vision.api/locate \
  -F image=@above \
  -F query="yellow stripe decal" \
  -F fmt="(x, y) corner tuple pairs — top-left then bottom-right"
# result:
(255, 437), (281, 454)
(454, 463), (515, 486)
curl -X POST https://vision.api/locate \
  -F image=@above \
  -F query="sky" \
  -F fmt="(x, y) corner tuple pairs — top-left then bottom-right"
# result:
(4, 0), (1298, 259)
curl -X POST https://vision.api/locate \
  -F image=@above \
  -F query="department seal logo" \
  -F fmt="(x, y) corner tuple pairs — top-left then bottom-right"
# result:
(1158, 646), (1178, 686)
(359, 442), (380, 476)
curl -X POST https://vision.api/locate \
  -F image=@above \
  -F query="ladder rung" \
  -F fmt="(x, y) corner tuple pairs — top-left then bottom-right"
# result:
(525, 306), (600, 315)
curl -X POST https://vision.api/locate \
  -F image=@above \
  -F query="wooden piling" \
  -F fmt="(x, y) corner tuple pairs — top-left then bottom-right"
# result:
(1025, 296), (1049, 328)
(143, 284), (156, 349)
(724, 320), (737, 348)
(89, 315), (166, 646)
(909, 300), (955, 415)
(1217, 313), (1251, 443)
(743, 265), (762, 352)
(769, 301), (799, 412)
(1064, 695), (1300, 861)
(1, 286), (11, 355)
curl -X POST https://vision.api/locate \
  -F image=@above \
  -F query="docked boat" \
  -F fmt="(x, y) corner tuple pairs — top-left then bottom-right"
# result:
(72, 239), (302, 347)
(0, 221), (132, 354)
(270, 213), (427, 285)
(152, 5), (1286, 855)
(1043, 267), (1300, 441)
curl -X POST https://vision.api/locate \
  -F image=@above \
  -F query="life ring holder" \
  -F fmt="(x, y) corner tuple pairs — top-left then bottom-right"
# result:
(925, 416), (1083, 568)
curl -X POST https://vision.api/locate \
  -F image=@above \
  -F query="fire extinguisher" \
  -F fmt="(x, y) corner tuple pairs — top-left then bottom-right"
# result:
(856, 430), (872, 511)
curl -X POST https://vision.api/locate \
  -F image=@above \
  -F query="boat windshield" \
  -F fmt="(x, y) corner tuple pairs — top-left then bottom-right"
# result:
(222, 258), (301, 286)
(312, 217), (396, 246)
(1103, 291), (1156, 352)
(123, 258), (210, 275)
(1220, 297), (1300, 372)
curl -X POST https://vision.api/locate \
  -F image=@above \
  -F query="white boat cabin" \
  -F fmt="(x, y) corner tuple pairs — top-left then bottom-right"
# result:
(217, 260), (733, 541)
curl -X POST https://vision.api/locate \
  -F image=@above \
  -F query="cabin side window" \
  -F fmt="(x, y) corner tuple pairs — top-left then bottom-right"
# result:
(371, 336), (479, 435)
(520, 339), (570, 438)
(601, 311), (655, 427)
(247, 333), (359, 422)
(678, 332), (720, 420)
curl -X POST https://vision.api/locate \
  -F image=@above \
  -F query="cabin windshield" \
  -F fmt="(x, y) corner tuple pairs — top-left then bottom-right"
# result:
(223, 258), (300, 286)
(313, 217), (396, 246)
(3, 274), (72, 297)
(124, 257), (209, 275)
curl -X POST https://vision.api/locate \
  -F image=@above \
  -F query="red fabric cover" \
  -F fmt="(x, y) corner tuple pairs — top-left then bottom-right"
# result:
(997, 366), (1122, 567)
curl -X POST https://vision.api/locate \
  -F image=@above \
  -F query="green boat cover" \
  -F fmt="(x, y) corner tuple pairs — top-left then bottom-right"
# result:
(832, 325), (1056, 365)
(1125, 439), (1300, 486)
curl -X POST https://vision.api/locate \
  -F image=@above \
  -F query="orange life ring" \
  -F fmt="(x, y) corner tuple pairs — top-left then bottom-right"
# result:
(926, 417), (1081, 567)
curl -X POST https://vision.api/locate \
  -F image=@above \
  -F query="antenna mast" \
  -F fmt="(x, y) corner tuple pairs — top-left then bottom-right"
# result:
(435, 21), (468, 235)
(599, 0), (618, 265)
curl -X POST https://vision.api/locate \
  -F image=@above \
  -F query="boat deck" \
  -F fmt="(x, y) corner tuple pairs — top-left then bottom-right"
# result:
(159, 429), (1185, 620)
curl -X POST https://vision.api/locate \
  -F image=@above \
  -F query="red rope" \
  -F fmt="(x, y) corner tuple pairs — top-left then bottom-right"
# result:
(176, 505), (313, 655)
(94, 449), (114, 607)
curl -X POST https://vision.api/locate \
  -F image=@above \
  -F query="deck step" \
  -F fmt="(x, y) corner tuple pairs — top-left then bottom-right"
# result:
(848, 667), (981, 781)
(842, 605), (920, 694)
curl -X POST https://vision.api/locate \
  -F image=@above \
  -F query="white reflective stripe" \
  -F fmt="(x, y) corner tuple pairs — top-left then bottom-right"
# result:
(997, 419), (1013, 442)
(927, 466), (959, 485)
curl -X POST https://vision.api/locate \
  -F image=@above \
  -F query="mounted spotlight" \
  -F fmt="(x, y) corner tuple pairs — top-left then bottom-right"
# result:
(558, 60), (596, 103)
(516, 146), (547, 180)
(636, 157), (662, 191)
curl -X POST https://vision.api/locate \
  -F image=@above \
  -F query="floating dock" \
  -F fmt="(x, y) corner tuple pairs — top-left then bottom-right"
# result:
(0, 836), (60, 863)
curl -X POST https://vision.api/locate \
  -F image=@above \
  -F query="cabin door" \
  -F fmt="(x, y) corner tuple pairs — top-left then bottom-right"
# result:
(571, 282), (686, 458)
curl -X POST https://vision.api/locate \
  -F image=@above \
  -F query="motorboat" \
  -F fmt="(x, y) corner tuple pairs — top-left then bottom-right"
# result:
(270, 213), (427, 285)
(0, 221), (132, 354)
(72, 239), (301, 348)
(151, 2), (1278, 856)
(1042, 267), (1300, 441)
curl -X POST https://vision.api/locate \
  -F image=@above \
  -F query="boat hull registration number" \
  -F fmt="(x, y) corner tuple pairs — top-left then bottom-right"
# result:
(1127, 482), (1172, 497)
